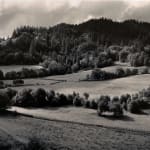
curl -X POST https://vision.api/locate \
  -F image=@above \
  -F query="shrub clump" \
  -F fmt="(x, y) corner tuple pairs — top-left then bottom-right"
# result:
(5, 88), (17, 100)
(13, 79), (24, 85)
(0, 81), (5, 89)
(83, 100), (91, 108)
(0, 91), (11, 110)
(97, 95), (123, 117)
(31, 88), (47, 107)
(0, 70), (4, 80)
(73, 94), (83, 107)
(128, 100), (141, 114)
(13, 88), (34, 107)
(86, 68), (139, 81)
(89, 100), (98, 109)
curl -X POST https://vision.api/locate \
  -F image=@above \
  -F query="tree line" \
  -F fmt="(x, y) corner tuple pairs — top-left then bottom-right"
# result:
(1, 86), (150, 116)
(85, 67), (149, 81)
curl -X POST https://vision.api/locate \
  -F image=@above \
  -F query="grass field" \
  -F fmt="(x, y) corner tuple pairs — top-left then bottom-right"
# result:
(5, 74), (150, 98)
(3, 63), (150, 98)
(1, 64), (150, 149)
(9, 106), (150, 132)
(0, 114), (150, 150)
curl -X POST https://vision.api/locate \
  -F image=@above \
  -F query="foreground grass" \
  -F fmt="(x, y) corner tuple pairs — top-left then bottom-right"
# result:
(0, 114), (150, 150)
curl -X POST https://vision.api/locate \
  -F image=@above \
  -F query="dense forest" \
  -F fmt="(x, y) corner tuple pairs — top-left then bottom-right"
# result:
(1, 18), (150, 73)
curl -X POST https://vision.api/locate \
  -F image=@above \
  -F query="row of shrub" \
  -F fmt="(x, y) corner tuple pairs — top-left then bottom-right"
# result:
(0, 79), (25, 89)
(0, 68), (49, 80)
(1, 65), (149, 81)
(0, 88), (106, 110)
(85, 67), (149, 81)
(0, 61), (81, 80)
(11, 89), (98, 109)
(1, 86), (150, 116)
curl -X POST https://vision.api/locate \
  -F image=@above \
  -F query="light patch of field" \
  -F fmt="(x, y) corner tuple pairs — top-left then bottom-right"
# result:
(51, 74), (150, 98)
(45, 70), (92, 81)
(9, 106), (150, 132)
(0, 65), (43, 74)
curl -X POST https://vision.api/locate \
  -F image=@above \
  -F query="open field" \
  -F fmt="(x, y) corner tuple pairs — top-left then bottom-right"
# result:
(3, 63), (150, 98)
(1, 64), (150, 150)
(48, 74), (150, 98)
(0, 114), (150, 150)
(9, 106), (150, 132)
(5, 74), (150, 98)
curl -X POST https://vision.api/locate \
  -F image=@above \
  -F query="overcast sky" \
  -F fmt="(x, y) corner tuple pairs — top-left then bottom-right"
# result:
(0, 0), (150, 37)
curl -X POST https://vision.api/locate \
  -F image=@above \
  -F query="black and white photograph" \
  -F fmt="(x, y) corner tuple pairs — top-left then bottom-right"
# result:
(0, 0), (150, 149)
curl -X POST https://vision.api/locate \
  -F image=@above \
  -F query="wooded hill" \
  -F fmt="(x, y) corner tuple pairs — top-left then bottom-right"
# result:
(0, 18), (150, 66)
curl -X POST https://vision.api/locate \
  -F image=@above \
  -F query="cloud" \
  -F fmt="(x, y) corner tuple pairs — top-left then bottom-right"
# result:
(0, 0), (150, 37)
(121, 2), (150, 22)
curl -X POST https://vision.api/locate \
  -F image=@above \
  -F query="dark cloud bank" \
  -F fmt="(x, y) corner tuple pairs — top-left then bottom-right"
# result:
(0, 0), (150, 37)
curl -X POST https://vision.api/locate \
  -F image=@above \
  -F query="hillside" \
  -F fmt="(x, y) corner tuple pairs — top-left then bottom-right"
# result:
(1, 18), (150, 69)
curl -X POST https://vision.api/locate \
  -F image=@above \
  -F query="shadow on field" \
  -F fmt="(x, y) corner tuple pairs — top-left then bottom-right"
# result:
(101, 115), (134, 122)
(26, 106), (67, 111)
(142, 109), (150, 115)
(138, 110), (149, 115)
(0, 110), (19, 118)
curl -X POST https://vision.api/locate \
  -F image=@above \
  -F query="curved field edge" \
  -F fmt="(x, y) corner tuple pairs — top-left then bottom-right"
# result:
(9, 106), (150, 132)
